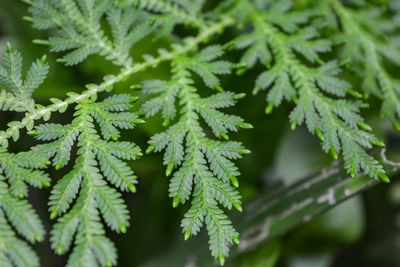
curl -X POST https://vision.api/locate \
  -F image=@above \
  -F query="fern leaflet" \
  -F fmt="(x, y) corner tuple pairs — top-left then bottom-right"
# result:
(318, 0), (400, 130)
(0, 45), (51, 267)
(26, 0), (154, 66)
(30, 94), (143, 266)
(138, 45), (251, 265)
(125, 0), (206, 37)
(231, 0), (387, 181)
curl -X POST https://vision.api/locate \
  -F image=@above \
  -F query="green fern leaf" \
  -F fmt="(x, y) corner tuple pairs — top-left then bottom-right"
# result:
(232, 0), (387, 181)
(318, 1), (400, 131)
(0, 43), (48, 113)
(0, 153), (47, 267)
(0, 207), (40, 267)
(27, 0), (154, 66)
(139, 45), (250, 264)
(31, 94), (142, 266)
(125, 0), (206, 37)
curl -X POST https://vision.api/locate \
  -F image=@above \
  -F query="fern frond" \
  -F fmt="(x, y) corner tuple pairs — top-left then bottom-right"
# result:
(11, 0), (399, 265)
(0, 166), (46, 242)
(0, 44), (50, 149)
(171, 0), (205, 14)
(26, 0), (154, 66)
(0, 208), (40, 267)
(30, 94), (142, 266)
(0, 148), (51, 198)
(0, 44), (51, 267)
(139, 45), (250, 264)
(319, 1), (400, 131)
(122, 0), (206, 37)
(0, 151), (48, 267)
(0, 43), (48, 113)
(232, 0), (387, 181)
(0, 14), (233, 148)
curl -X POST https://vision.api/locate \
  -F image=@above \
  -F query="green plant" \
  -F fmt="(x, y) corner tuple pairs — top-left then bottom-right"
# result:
(0, 44), (49, 265)
(1, 0), (399, 266)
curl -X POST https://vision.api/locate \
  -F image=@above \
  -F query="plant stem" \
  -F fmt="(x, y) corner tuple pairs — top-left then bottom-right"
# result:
(0, 16), (235, 147)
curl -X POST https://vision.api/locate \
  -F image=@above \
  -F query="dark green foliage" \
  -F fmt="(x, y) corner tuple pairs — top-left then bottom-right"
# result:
(0, 0), (398, 266)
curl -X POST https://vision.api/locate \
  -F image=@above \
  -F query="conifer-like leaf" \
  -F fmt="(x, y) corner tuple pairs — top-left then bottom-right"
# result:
(139, 45), (250, 264)
(31, 94), (142, 266)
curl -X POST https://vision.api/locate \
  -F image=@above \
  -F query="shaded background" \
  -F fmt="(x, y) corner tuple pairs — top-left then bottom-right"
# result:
(1, 0), (400, 266)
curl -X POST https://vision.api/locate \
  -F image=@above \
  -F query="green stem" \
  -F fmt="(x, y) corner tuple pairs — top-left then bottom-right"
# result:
(0, 16), (235, 147)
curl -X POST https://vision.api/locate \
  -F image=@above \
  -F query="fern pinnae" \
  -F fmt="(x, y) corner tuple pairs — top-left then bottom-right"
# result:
(139, 45), (251, 264)
(0, 45), (51, 267)
(319, 0), (400, 131)
(230, 0), (387, 181)
(124, 0), (207, 36)
(4, 8), (233, 149)
(0, 42), (48, 116)
(29, 94), (142, 266)
(26, 0), (154, 67)
(0, 150), (48, 253)
(0, 0), (397, 265)
(0, 208), (40, 267)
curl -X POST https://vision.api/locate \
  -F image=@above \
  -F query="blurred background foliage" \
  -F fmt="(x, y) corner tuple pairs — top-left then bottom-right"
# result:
(1, 0), (400, 266)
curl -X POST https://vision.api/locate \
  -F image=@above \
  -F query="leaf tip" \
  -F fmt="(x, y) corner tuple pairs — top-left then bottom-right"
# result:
(184, 230), (191, 240)
(172, 196), (180, 208)
(57, 245), (64, 255)
(265, 102), (274, 114)
(128, 183), (136, 193)
(119, 223), (127, 233)
(218, 253), (225, 266)
(146, 144), (156, 154)
(229, 175), (239, 188)
(378, 172), (390, 183)
(166, 161), (174, 177)
(50, 209), (58, 220)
